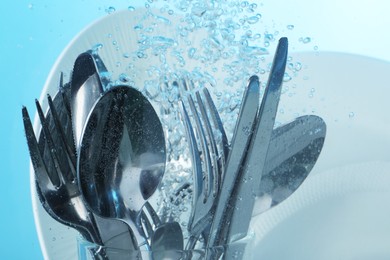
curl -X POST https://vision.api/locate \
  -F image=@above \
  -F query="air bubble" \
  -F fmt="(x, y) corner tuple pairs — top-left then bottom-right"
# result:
(188, 47), (196, 58)
(283, 73), (292, 82)
(105, 6), (116, 14)
(91, 43), (103, 54)
(300, 37), (311, 44)
(287, 24), (294, 30)
(246, 15), (260, 24)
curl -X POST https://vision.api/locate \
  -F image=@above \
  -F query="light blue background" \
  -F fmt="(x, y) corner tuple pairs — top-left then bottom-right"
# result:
(1, 1), (134, 259)
(1, 0), (388, 259)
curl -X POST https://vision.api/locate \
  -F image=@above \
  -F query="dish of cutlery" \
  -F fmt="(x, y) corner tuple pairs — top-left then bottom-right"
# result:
(18, 1), (390, 260)
(22, 8), (331, 260)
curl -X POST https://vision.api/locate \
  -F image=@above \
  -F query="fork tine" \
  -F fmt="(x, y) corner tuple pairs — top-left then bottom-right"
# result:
(22, 107), (58, 188)
(187, 94), (213, 202)
(143, 201), (162, 228)
(179, 100), (202, 229)
(140, 201), (162, 239)
(35, 99), (63, 187)
(202, 88), (229, 168)
(47, 94), (77, 178)
(140, 211), (154, 239)
(195, 91), (220, 197)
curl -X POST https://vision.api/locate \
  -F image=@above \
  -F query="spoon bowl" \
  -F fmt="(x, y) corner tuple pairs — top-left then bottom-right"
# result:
(78, 85), (166, 247)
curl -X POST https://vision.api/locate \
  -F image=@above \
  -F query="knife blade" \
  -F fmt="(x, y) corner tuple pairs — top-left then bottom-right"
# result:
(221, 37), (288, 259)
(206, 74), (260, 250)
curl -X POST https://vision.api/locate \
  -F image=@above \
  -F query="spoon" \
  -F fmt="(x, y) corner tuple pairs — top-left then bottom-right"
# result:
(78, 85), (166, 250)
(151, 221), (184, 260)
(141, 201), (184, 253)
(70, 51), (137, 251)
(253, 115), (326, 215)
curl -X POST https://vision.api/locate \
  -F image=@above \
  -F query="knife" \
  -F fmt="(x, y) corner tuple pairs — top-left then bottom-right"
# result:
(220, 37), (288, 259)
(206, 75), (260, 250)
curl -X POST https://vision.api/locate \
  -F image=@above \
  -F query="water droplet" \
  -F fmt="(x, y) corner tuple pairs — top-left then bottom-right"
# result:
(300, 37), (311, 44)
(349, 112), (355, 118)
(134, 24), (143, 30)
(283, 72), (292, 82)
(137, 51), (147, 59)
(28, 3), (34, 9)
(287, 24), (294, 30)
(246, 15), (260, 24)
(105, 6), (116, 14)
(128, 6), (135, 11)
(91, 43), (103, 54)
(119, 73), (130, 83)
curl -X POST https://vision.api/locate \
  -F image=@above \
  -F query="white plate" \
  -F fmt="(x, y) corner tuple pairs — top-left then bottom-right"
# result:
(31, 9), (390, 260)
(249, 53), (390, 259)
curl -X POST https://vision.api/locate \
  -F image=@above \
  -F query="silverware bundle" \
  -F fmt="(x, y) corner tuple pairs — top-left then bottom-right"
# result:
(23, 37), (326, 259)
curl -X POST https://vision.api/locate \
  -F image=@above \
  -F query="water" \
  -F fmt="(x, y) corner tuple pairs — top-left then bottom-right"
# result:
(6, 0), (309, 258)
(86, 0), (306, 243)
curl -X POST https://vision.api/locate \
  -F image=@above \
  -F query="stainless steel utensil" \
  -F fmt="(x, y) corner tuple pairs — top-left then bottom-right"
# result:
(141, 202), (184, 255)
(219, 37), (288, 260)
(139, 201), (184, 252)
(78, 85), (166, 250)
(179, 75), (260, 250)
(69, 51), (136, 251)
(179, 90), (216, 235)
(175, 115), (326, 213)
(205, 75), (261, 248)
(255, 115), (326, 214)
(70, 51), (109, 149)
(22, 92), (104, 246)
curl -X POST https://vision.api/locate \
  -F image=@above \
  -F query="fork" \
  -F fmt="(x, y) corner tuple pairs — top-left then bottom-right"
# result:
(179, 78), (246, 250)
(178, 94), (212, 238)
(22, 93), (105, 247)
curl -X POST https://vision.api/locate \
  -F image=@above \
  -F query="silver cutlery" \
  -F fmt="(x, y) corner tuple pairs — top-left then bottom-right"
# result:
(70, 51), (137, 253)
(22, 92), (106, 255)
(176, 114), (326, 215)
(255, 115), (326, 214)
(22, 36), (328, 259)
(70, 51), (109, 149)
(218, 37), (288, 260)
(139, 201), (184, 253)
(180, 76), (260, 249)
(77, 85), (166, 251)
(179, 84), (219, 243)
(205, 74), (261, 250)
(179, 94), (214, 250)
